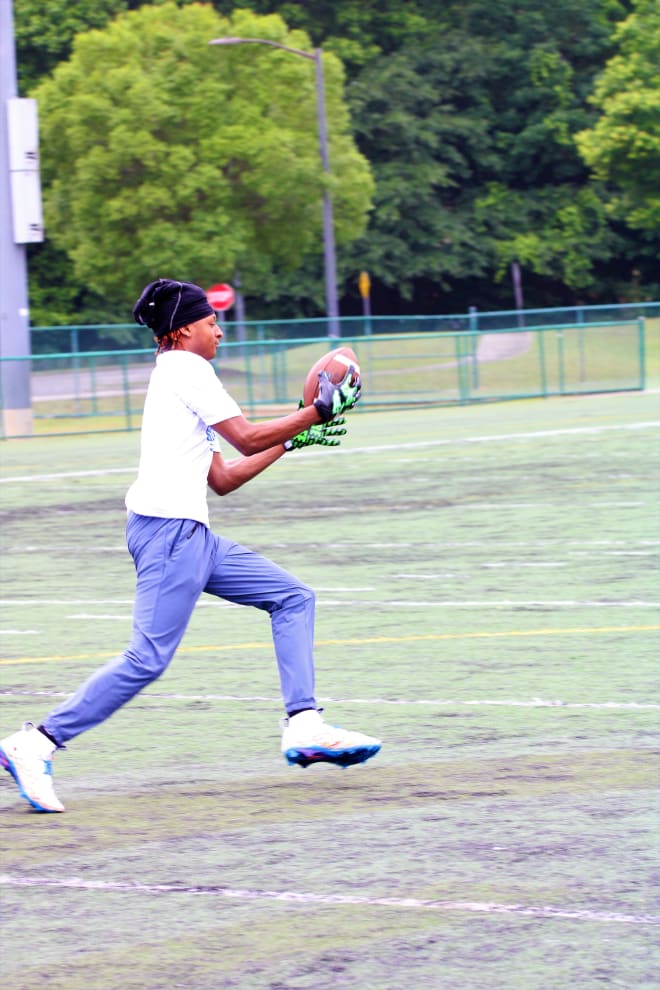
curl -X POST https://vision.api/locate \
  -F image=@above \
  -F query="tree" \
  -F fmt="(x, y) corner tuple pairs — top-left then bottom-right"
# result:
(341, 0), (632, 311)
(576, 0), (660, 232)
(32, 3), (373, 315)
(14, 0), (129, 94)
(344, 32), (496, 310)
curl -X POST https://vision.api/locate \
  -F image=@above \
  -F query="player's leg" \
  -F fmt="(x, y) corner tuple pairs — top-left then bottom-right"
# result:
(203, 539), (381, 768)
(42, 516), (213, 741)
(1, 516), (214, 811)
(203, 538), (317, 714)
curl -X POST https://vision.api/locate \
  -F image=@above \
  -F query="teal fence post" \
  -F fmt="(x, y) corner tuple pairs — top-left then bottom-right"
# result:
(244, 341), (255, 416)
(638, 317), (646, 391)
(469, 306), (479, 389)
(89, 356), (98, 416)
(557, 328), (565, 395)
(454, 331), (469, 403)
(577, 308), (586, 383)
(120, 353), (132, 430)
(538, 328), (548, 396)
(71, 327), (82, 415)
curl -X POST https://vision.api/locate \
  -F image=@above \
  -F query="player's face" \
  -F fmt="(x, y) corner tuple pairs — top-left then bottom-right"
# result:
(186, 315), (223, 360)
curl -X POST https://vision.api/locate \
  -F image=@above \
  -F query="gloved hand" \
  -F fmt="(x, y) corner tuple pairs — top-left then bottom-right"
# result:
(284, 415), (347, 450)
(313, 367), (362, 422)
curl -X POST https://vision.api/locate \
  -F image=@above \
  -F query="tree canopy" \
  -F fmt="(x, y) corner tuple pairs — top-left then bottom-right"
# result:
(13, 0), (659, 323)
(32, 3), (373, 314)
(576, 0), (660, 232)
(14, 0), (130, 93)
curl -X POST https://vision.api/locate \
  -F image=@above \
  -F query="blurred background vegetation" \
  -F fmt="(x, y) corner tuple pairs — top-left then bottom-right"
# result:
(13, 0), (660, 333)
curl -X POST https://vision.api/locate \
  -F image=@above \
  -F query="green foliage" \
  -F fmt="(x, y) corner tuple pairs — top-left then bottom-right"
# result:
(14, 0), (659, 319)
(474, 183), (616, 291)
(14, 0), (129, 94)
(342, 1), (622, 308)
(576, 0), (660, 231)
(344, 31), (496, 304)
(32, 3), (373, 313)
(26, 241), (128, 332)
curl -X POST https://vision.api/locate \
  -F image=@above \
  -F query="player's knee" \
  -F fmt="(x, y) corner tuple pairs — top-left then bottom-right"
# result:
(293, 581), (315, 609)
(273, 581), (315, 615)
(124, 642), (173, 682)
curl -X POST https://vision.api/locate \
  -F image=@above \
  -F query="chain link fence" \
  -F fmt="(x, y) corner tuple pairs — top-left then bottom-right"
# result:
(0, 312), (648, 437)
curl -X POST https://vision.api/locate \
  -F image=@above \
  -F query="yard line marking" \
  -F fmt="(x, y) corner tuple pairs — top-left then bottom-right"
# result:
(0, 599), (136, 606)
(0, 467), (137, 484)
(0, 625), (657, 666)
(2, 598), (659, 609)
(0, 538), (660, 560)
(315, 600), (660, 608)
(66, 614), (132, 620)
(2, 690), (657, 710)
(0, 875), (656, 925)
(1, 421), (658, 484)
(482, 562), (568, 568)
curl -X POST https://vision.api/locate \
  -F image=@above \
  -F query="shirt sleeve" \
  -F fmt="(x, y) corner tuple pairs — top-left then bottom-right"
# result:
(206, 427), (222, 452)
(178, 356), (242, 426)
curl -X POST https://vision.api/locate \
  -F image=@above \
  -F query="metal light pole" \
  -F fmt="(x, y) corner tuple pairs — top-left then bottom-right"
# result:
(209, 36), (340, 337)
(1, 0), (38, 436)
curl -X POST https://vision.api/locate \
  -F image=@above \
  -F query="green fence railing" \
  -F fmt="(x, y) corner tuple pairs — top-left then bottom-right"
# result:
(0, 318), (647, 438)
(28, 301), (660, 355)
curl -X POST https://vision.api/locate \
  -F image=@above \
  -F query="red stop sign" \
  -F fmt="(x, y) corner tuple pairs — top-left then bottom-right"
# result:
(206, 283), (235, 311)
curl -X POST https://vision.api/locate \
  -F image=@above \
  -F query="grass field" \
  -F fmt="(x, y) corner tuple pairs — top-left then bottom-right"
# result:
(1, 390), (659, 989)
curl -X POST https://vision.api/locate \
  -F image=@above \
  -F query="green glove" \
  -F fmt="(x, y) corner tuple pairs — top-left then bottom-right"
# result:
(284, 416), (347, 450)
(313, 367), (362, 422)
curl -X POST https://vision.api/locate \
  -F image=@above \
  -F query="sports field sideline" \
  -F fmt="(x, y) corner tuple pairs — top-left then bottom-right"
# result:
(1, 390), (658, 989)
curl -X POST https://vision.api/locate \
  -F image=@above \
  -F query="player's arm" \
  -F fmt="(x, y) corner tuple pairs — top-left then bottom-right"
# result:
(207, 446), (285, 496)
(212, 367), (361, 456)
(207, 414), (348, 496)
(214, 407), (319, 457)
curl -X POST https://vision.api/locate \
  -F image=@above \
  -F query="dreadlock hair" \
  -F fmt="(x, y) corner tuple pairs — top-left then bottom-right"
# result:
(155, 328), (184, 353)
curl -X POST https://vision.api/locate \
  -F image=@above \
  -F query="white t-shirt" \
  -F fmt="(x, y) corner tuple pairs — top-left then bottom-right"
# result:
(125, 350), (241, 526)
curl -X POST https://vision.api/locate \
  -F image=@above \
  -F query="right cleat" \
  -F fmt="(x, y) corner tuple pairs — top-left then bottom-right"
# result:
(281, 709), (381, 769)
(0, 722), (64, 812)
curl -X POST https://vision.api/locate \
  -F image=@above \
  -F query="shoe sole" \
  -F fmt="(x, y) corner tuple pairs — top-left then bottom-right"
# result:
(0, 747), (63, 813)
(284, 744), (381, 769)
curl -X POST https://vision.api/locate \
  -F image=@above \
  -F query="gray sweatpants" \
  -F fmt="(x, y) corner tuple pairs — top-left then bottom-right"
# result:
(43, 512), (317, 745)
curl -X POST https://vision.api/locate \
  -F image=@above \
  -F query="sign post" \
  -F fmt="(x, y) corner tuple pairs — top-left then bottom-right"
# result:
(358, 271), (372, 335)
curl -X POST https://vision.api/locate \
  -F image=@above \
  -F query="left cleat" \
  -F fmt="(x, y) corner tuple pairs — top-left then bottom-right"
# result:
(0, 722), (65, 812)
(281, 709), (381, 769)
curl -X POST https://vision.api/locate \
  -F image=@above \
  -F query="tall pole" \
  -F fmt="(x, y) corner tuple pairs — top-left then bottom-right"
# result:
(209, 37), (341, 337)
(312, 49), (339, 338)
(0, 0), (33, 436)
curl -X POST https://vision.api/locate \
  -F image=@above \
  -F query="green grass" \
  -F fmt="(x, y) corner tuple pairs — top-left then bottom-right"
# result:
(1, 392), (659, 989)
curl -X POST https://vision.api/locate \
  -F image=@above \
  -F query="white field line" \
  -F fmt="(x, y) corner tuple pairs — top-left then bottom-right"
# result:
(0, 875), (657, 926)
(1, 420), (658, 484)
(0, 689), (658, 711)
(1, 598), (659, 609)
(4, 540), (660, 553)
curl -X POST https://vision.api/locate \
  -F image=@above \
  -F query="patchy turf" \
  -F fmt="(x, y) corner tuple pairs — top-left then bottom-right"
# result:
(1, 392), (659, 989)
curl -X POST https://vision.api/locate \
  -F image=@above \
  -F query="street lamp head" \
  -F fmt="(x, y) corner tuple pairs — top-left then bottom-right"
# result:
(208, 36), (315, 60)
(208, 37), (248, 46)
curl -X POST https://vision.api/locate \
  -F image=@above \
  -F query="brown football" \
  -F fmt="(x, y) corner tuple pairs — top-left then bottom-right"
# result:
(302, 346), (361, 406)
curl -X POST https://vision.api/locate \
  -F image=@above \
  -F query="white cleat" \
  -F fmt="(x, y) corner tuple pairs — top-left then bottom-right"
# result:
(0, 722), (64, 812)
(281, 709), (381, 769)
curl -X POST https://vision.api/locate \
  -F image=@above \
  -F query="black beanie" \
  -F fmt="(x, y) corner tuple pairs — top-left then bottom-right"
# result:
(133, 278), (214, 337)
